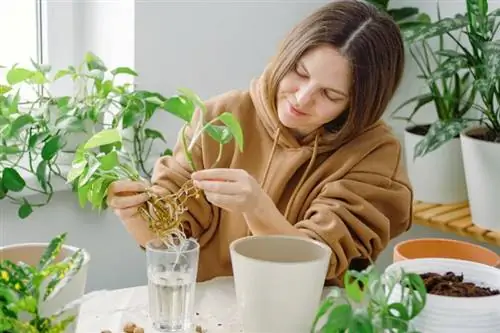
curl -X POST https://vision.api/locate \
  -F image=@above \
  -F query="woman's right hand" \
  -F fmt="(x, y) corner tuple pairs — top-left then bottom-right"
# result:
(107, 180), (155, 246)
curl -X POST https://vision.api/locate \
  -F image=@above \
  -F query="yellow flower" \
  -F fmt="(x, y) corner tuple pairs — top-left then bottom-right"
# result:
(1, 270), (9, 281)
(14, 282), (21, 290)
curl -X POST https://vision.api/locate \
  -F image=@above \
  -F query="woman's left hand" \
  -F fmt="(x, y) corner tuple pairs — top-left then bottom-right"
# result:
(191, 168), (271, 214)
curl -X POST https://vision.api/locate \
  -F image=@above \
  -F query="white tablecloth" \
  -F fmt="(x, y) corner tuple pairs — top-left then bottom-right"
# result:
(76, 277), (243, 333)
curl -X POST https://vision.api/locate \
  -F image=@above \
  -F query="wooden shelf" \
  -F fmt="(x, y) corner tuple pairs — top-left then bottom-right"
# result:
(413, 201), (500, 247)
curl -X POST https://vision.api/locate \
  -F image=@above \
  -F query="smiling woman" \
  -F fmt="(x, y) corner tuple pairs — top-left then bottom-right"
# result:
(108, 0), (411, 286)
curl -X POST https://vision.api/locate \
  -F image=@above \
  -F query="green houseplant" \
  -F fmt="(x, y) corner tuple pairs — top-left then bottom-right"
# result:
(0, 52), (177, 219)
(0, 233), (87, 333)
(391, 4), (476, 204)
(311, 265), (427, 333)
(364, 0), (430, 30)
(403, 0), (500, 230)
(66, 87), (244, 246)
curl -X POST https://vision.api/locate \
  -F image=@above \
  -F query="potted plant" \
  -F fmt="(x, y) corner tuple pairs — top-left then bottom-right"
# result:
(311, 265), (427, 332)
(66, 87), (244, 246)
(385, 258), (500, 333)
(0, 52), (178, 219)
(364, 0), (430, 31)
(0, 232), (90, 333)
(391, 4), (476, 204)
(403, 0), (500, 230)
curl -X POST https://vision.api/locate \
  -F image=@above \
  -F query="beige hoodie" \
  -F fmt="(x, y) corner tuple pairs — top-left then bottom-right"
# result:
(151, 72), (413, 286)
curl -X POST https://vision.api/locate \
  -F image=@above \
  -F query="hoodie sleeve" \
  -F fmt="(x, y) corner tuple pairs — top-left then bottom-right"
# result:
(294, 148), (412, 284)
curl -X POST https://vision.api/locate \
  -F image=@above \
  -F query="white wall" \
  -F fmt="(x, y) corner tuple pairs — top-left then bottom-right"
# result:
(1, 0), (499, 293)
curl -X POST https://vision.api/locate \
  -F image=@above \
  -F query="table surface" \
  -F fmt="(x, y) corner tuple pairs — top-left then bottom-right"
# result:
(76, 276), (244, 333)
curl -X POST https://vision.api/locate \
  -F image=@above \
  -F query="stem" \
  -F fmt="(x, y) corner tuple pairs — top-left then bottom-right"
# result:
(210, 143), (224, 169)
(181, 125), (196, 171)
(187, 118), (219, 151)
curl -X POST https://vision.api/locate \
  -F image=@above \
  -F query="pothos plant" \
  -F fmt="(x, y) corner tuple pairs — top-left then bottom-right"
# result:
(311, 265), (427, 333)
(66, 88), (244, 246)
(0, 52), (177, 219)
(0, 233), (85, 333)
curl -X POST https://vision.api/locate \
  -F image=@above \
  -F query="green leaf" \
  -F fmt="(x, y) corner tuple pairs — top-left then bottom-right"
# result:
(343, 270), (365, 303)
(38, 233), (67, 271)
(111, 66), (138, 76)
(144, 128), (166, 142)
(162, 96), (195, 122)
(428, 56), (469, 81)
(205, 125), (233, 144)
(348, 313), (374, 333)
(84, 129), (122, 149)
(78, 160), (101, 187)
(53, 69), (72, 81)
(323, 303), (353, 331)
(41, 135), (64, 161)
(36, 160), (48, 191)
(122, 105), (144, 128)
(8, 296), (37, 314)
(177, 87), (207, 113)
(0, 85), (11, 94)
(9, 114), (34, 137)
(99, 150), (119, 171)
(162, 148), (173, 156)
(0, 145), (21, 155)
(55, 115), (85, 132)
(43, 249), (85, 301)
(85, 52), (107, 71)
(18, 200), (33, 219)
(403, 14), (468, 43)
(78, 183), (91, 208)
(311, 296), (334, 332)
(6, 68), (34, 85)
(388, 7), (419, 22)
(2, 168), (25, 192)
(413, 120), (469, 159)
(217, 112), (244, 151)
(401, 272), (427, 319)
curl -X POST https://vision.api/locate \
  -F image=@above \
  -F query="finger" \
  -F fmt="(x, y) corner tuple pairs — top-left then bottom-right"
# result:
(108, 192), (149, 209)
(109, 180), (147, 195)
(193, 179), (246, 195)
(205, 193), (245, 207)
(191, 168), (244, 182)
(114, 207), (141, 220)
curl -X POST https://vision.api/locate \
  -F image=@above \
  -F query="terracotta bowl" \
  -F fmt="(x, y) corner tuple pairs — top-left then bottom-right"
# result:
(393, 238), (500, 267)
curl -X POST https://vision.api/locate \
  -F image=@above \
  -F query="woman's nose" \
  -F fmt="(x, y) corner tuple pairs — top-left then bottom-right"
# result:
(295, 82), (315, 106)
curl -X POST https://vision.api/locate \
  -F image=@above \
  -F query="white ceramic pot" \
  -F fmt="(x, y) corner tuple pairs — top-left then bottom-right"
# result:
(0, 242), (91, 333)
(404, 124), (468, 204)
(229, 235), (332, 333)
(461, 127), (500, 231)
(385, 258), (500, 333)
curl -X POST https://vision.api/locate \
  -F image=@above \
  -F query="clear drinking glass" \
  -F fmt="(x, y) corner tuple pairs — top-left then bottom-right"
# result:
(146, 238), (200, 332)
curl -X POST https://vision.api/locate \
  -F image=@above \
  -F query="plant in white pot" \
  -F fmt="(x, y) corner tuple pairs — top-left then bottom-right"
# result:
(403, 0), (500, 230)
(0, 232), (90, 333)
(385, 258), (500, 333)
(311, 265), (428, 332)
(391, 4), (476, 204)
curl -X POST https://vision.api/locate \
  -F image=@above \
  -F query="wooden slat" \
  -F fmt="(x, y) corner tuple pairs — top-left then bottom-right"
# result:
(412, 201), (500, 247)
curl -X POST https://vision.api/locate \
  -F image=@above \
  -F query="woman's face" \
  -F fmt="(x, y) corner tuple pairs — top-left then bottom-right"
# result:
(276, 44), (351, 137)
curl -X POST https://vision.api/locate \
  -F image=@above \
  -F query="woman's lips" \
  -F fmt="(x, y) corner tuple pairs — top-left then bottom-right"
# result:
(287, 101), (307, 117)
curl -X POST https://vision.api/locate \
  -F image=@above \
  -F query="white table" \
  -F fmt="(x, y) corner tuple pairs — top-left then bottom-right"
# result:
(76, 277), (243, 333)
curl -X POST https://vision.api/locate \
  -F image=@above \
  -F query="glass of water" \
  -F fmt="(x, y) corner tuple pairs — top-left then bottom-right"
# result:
(146, 238), (200, 332)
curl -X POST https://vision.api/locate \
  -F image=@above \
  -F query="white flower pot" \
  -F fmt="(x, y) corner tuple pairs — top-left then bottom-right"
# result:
(385, 258), (500, 333)
(0, 242), (91, 333)
(230, 235), (331, 333)
(460, 127), (500, 231)
(404, 124), (468, 204)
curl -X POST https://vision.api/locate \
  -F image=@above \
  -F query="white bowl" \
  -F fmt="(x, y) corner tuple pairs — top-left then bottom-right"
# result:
(0, 242), (91, 333)
(385, 258), (500, 333)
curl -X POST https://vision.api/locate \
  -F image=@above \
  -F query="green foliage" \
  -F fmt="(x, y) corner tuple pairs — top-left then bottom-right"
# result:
(66, 88), (244, 211)
(311, 266), (427, 333)
(401, 0), (500, 149)
(364, 0), (430, 30)
(0, 52), (198, 218)
(0, 233), (85, 333)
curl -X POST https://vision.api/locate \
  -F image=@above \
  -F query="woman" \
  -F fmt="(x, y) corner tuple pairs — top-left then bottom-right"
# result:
(107, 0), (412, 286)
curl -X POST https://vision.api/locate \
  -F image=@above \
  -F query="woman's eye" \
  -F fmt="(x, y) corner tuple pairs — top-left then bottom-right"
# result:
(323, 90), (340, 102)
(295, 64), (308, 77)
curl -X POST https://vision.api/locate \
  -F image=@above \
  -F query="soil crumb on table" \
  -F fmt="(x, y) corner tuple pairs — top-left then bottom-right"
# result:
(420, 272), (500, 297)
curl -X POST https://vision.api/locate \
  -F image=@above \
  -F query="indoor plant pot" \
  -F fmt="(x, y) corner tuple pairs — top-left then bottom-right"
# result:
(393, 238), (500, 267)
(404, 124), (468, 204)
(385, 257), (500, 333)
(460, 126), (500, 231)
(0, 237), (91, 333)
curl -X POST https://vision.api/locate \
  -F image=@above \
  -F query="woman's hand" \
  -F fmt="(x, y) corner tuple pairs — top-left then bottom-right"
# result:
(107, 180), (155, 245)
(191, 168), (272, 214)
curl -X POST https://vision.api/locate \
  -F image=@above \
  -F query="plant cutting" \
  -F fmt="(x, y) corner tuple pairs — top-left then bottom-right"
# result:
(66, 88), (244, 247)
(0, 232), (86, 332)
(311, 265), (427, 333)
(403, 0), (500, 229)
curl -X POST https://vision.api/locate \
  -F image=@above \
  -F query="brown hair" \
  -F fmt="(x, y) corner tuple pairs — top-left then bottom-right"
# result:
(266, 0), (405, 143)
